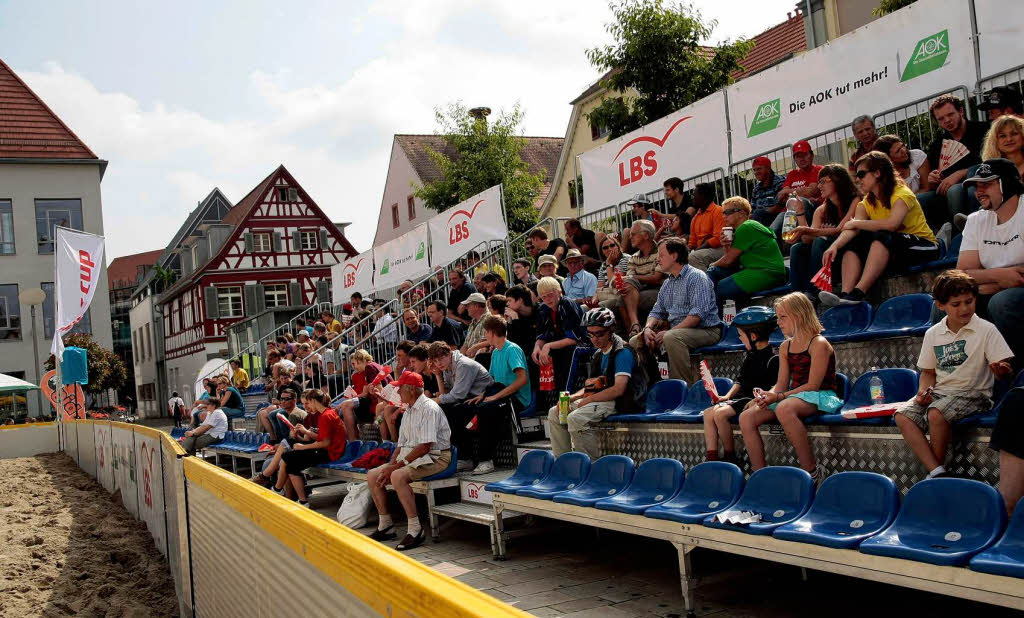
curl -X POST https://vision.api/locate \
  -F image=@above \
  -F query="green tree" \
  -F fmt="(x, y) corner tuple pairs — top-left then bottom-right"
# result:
(873, 0), (916, 16)
(45, 333), (128, 395)
(151, 264), (177, 293)
(586, 0), (755, 138)
(414, 102), (544, 234)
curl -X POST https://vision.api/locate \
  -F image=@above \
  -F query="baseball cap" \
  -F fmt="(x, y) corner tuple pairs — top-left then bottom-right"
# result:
(753, 156), (772, 168)
(393, 371), (424, 388)
(564, 248), (584, 261)
(537, 254), (558, 267)
(792, 140), (812, 154)
(627, 193), (651, 205)
(963, 158), (1024, 195)
(460, 292), (487, 305)
(978, 86), (1023, 112)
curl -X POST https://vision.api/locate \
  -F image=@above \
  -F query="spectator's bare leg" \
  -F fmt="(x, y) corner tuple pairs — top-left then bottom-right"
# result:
(367, 467), (390, 515)
(714, 405), (738, 453)
(852, 241), (889, 295)
(262, 444), (286, 479)
(774, 399), (817, 472)
(895, 413), (941, 471)
(927, 409), (952, 467)
(289, 474), (307, 502)
(739, 407), (775, 470)
(840, 248), (862, 294)
(274, 461), (289, 492)
(389, 467), (418, 522)
(340, 401), (360, 441)
(702, 406), (719, 456)
(621, 286), (641, 330)
(998, 451), (1024, 518)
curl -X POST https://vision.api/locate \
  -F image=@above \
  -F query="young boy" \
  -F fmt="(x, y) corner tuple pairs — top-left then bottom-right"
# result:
(895, 270), (1014, 478)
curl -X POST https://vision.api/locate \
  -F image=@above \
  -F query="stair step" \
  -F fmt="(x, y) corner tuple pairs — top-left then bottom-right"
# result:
(431, 501), (523, 526)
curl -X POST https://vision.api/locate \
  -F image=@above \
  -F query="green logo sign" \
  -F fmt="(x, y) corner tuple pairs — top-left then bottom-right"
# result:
(416, 242), (425, 260)
(901, 29), (949, 82)
(748, 98), (781, 137)
(380, 259), (390, 275)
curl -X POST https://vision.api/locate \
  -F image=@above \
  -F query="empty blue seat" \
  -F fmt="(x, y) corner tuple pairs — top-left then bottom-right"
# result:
(322, 440), (362, 468)
(607, 380), (687, 422)
(860, 478), (1007, 566)
(970, 497), (1024, 578)
(654, 378), (734, 423)
(850, 294), (933, 341)
(595, 458), (684, 514)
(815, 368), (917, 427)
(820, 302), (873, 343)
(485, 450), (555, 493)
(703, 467), (815, 535)
(516, 452), (591, 500)
(697, 324), (745, 354)
(773, 472), (900, 549)
(553, 455), (636, 507)
(422, 446), (459, 481)
(645, 462), (744, 524)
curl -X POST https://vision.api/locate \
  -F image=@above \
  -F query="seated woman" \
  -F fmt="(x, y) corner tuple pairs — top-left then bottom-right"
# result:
(789, 164), (859, 296)
(707, 196), (786, 301)
(214, 375), (244, 421)
(872, 134), (930, 193)
(820, 152), (939, 306)
(592, 236), (631, 330)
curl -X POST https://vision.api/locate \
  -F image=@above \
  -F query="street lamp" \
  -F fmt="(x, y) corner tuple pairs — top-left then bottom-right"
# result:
(19, 287), (46, 417)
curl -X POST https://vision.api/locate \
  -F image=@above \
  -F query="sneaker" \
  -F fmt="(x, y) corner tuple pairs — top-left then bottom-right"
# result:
(250, 473), (271, 487)
(456, 460), (475, 472)
(396, 530), (426, 551)
(370, 526), (397, 542)
(471, 460), (495, 475)
(818, 291), (842, 307)
(953, 213), (968, 233)
(809, 466), (826, 487)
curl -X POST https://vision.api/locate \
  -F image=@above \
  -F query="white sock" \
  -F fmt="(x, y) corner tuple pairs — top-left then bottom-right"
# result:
(378, 514), (393, 531)
(406, 518), (422, 537)
(928, 465), (946, 478)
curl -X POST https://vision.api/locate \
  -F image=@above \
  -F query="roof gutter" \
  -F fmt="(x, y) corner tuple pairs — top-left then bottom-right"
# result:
(0, 157), (109, 179)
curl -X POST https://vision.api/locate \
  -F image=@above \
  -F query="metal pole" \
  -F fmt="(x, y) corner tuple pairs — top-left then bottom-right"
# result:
(29, 305), (43, 413)
(498, 183), (512, 277)
(968, 0), (983, 105)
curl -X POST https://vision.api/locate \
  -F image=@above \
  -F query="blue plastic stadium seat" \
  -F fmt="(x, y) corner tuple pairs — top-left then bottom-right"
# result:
(422, 446), (459, 481)
(654, 378), (734, 423)
(703, 467), (815, 535)
(565, 347), (596, 392)
(334, 440), (377, 470)
(773, 472), (900, 549)
(849, 294), (934, 341)
(815, 368), (917, 427)
(516, 452), (592, 500)
(553, 455), (636, 507)
(820, 302), (873, 343)
(595, 458), (684, 514)
(769, 327), (785, 346)
(485, 450), (555, 493)
(607, 380), (687, 422)
(645, 462), (744, 523)
(322, 440), (362, 468)
(753, 281), (792, 298)
(697, 324), (745, 354)
(970, 498), (1024, 578)
(860, 478), (1007, 566)
(909, 235), (961, 272)
(519, 389), (539, 418)
(956, 369), (1024, 428)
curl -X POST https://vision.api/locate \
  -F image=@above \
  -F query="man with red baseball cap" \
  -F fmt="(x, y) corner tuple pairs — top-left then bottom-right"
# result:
(766, 140), (824, 248)
(749, 155), (785, 226)
(366, 371), (452, 551)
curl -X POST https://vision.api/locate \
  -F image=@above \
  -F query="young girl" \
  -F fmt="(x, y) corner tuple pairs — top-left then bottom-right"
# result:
(276, 389), (347, 507)
(703, 307), (779, 464)
(739, 293), (842, 483)
(338, 349), (387, 441)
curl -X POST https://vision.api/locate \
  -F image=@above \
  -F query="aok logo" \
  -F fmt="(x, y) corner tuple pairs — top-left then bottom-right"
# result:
(901, 29), (949, 82)
(343, 258), (364, 288)
(379, 258), (390, 275)
(747, 99), (781, 137)
(416, 241), (426, 260)
(613, 116), (691, 187)
(447, 199), (485, 245)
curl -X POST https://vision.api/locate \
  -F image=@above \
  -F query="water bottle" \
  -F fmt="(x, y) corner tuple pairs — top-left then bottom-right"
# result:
(781, 197), (799, 244)
(869, 367), (885, 404)
(723, 299), (737, 325)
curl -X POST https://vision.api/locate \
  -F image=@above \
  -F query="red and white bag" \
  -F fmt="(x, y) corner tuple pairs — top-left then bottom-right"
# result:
(699, 361), (720, 403)
(840, 403), (898, 419)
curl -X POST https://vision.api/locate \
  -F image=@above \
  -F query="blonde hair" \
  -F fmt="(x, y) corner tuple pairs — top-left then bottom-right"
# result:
(350, 349), (373, 364)
(537, 276), (562, 296)
(721, 196), (752, 215)
(775, 292), (822, 339)
(982, 115), (1024, 160)
(274, 361), (294, 376)
(296, 342), (312, 353)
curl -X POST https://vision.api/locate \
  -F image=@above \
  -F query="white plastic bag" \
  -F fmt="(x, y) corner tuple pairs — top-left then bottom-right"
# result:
(337, 482), (373, 528)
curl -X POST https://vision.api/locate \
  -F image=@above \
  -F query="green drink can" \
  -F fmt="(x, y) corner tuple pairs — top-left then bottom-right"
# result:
(558, 391), (570, 424)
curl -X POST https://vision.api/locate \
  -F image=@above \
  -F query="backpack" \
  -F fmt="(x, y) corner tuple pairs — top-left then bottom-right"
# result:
(173, 400), (184, 418)
(589, 338), (647, 414)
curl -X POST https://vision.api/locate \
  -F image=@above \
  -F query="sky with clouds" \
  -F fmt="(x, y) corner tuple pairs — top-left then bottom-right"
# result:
(1, 0), (801, 261)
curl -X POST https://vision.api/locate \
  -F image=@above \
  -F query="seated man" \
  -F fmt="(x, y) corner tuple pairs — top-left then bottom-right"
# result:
(428, 341), (493, 471)
(533, 276), (587, 398)
(460, 293), (490, 359)
(749, 156), (786, 227)
(564, 218), (600, 265)
(608, 220), (665, 338)
(687, 183), (726, 271)
(561, 249), (598, 304)
(251, 383), (307, 485)
(402, 308), (433, 344)
(511, 258), (538, 287)
(529, 227), (568, 276)
(919, 95), (989, 229)
(707, 196), (786, 301)
(621, 193), (669, 253)
(894, 270), (1013, 479)
(255, 366), (303, 443)
(536, 254), (565, 286)
(630, 237), (722, 384)
(425, 300), (465, 348)
(548, 308), (645, 459)
(182, 399), (227, 455)
(367, 372), (453, 551)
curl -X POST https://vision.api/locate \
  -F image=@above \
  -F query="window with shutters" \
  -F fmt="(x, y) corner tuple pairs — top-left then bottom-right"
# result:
(217, 286), (243, 318)
(252, 232), (272, 253)
(264, 283), (288, 308)
(391, 203), (400, 228)
(407, 195), (416, 220)
(299, 230), (318, 250)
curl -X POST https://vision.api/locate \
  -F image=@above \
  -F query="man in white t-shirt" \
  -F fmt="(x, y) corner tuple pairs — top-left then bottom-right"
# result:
(182, 400), (228, 455)
(168, 392), (186, 428)
(895, 270), (1013, 479)
(958, 158), (1024, 359)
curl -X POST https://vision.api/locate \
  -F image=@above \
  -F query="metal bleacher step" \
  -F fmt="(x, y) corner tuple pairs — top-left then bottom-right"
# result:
(516, 439), (552, 463)
(430, 501), (523, 527)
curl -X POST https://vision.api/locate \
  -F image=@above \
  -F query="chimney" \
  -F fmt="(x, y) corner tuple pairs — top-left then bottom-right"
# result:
(469, 106), (491, 121)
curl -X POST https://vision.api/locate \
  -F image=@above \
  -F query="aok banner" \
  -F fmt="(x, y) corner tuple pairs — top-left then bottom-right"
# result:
(372, 224), (430, 290)
(579, 91), (729, 214)
(332, 249), (374, 304)
(726, 0), (975, 162)
(427, 185), (506, 267)
(975, 0), (1024, 79)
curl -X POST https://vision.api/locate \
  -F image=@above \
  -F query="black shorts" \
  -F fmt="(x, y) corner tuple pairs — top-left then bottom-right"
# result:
(281, 448), (330, 474)
(354, 396), (375, 422)
(840, 230), (938, 268)
(991, 388), (1024, 459)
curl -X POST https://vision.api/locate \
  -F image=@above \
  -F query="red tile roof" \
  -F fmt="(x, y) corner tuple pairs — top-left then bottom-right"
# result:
(0, 58), (98, 159)
(734, 12), (807, 79)
(108, 249), (163, 290)
(395, 134), (564, 207)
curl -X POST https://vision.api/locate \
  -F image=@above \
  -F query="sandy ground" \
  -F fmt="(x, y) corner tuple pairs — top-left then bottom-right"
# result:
(0, 453), (178, 618)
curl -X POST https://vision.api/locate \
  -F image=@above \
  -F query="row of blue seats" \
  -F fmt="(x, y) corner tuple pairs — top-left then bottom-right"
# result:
(215, 432), (270, 453)
(316, 440), (459, 481)
(487, 451), (1022, 577)
(605, 366), (1023, 428)
(699, 293), (934, 354)
(170, 427), (186, 439)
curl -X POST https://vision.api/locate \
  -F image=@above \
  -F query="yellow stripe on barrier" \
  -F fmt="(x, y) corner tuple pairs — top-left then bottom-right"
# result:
(161, 431), (187, 456)
(129, 424), (167, 441)
(0, 422), (56, 431)
(183, 457), (528, 618)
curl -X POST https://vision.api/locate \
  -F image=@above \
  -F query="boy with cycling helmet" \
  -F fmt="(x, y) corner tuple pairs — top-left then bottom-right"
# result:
(702, 306), (779, 464)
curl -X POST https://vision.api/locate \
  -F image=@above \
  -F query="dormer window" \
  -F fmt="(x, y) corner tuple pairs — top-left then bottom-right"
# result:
(277, 187), (299, 202)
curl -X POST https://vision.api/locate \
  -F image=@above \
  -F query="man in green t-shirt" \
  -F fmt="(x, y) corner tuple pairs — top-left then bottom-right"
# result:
(707, 197), (786, 302)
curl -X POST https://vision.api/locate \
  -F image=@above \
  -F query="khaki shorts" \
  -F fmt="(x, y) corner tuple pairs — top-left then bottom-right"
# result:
(895, 390), (991, 431)
(407, 450), (453, 480)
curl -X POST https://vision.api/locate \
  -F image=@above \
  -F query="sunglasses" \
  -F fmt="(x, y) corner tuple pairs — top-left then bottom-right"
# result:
(722, 208), (743, 216)
(601, 243), (618, 250)
(280, 396), (294, 401)
(855, 170), (871, 179)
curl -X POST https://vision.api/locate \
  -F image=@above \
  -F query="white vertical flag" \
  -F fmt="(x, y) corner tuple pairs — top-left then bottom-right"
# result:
(51, 227), (105, 361)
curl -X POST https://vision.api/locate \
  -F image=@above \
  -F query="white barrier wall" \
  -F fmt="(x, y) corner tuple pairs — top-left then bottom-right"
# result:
(94, 421), (114, 492)
(111, 426), (139, 517)
(0, 422), (58, 458)
(134, 428), (168, 556)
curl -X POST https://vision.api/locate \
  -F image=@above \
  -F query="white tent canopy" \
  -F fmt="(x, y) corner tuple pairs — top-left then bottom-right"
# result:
(0, 373), (40, 393)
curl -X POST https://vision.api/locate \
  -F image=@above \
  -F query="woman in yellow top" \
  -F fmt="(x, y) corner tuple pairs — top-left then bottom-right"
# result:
(820, 151), (938, 306)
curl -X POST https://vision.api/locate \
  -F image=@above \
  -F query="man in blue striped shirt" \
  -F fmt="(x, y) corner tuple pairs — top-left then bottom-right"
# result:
(629, 237), (722, 384)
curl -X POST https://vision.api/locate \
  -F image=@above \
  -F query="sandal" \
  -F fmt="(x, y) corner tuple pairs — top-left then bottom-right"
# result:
(628, 323), (642, 338)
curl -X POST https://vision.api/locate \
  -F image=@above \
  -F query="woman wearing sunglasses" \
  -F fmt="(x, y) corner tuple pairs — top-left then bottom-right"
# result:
(592, 238), (631, 319)
(788, 164), (860, 297)
(820, 152), (938, 306)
